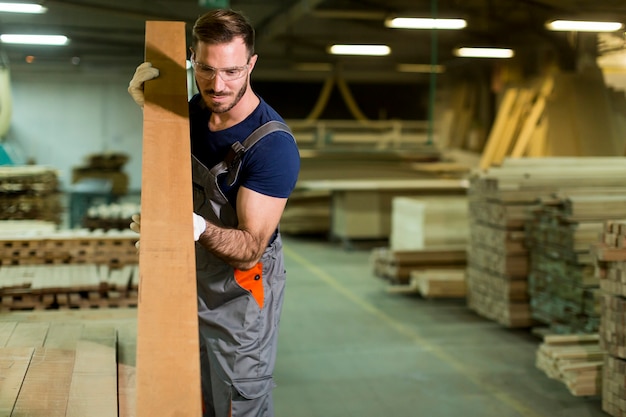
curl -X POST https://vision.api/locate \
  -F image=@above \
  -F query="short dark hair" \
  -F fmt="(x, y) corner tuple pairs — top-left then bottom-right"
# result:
(192, 9), (255, 59)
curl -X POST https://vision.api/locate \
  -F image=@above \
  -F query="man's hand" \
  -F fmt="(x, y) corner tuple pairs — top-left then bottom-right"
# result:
(193, 212), (207, 241)
(130, 213), (141, 249)
(128, 62), (160, 107)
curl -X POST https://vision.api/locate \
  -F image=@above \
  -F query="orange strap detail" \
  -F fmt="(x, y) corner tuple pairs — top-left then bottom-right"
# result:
(233, 262), (264, 309)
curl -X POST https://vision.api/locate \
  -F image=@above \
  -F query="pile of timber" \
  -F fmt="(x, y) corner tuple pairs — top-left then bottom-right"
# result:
(0, 264), (138, 310)
(525, 198), (606, 334)
(0, 165), (63, 224)
(467, 157), (626, 329)
(535, 333), (604, 397)
(390, 195), (469, 251)
(592, 219), (626, 417)
(0, 227), (139, 310)
(82, 201), (141, 231)
(0, 227), (138, 267)
(371, 246), (467, 298)
(0, 321), (135, 417)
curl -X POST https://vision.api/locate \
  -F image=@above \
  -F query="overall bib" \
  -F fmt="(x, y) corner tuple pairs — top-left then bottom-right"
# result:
(191, 121), (293, 417)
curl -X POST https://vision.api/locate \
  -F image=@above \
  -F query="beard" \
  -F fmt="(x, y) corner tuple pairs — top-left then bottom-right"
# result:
(202, 81), (248, 114)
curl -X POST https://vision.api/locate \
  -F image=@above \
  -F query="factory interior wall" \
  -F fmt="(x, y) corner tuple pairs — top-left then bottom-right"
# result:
(5, 68), (144, 192)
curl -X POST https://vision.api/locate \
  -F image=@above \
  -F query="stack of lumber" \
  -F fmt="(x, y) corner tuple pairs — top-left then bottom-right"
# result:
(0, 228), (138, 267)
(83, 202), (140, 231)
(467, 157), (626, 329)
(384, 269), (466, 298)
(389, 196), (469, 251)
(467, 169), (533, 328)
(0, 264), (138, 310)
(535, 333), (604, 397)
(371, 246), (467, 298)
(525, 201), (605, 334)
(592, 219), (626, 417)
(0, 165), (63, 224)
(0, 321), (135, 417)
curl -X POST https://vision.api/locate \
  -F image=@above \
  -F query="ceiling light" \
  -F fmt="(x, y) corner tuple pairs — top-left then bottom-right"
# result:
(397, 63), (445, 73)
(0, 2), (47, 13)
(385, 17), (467, 30)
(546, 20), (624, 32)
(454, 47), (514, 58)
(328, 44), (391, 56)
(0, 34), (69, 45)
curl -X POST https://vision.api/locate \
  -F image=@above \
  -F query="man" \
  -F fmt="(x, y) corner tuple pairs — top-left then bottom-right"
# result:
(128, 9), (300, 417)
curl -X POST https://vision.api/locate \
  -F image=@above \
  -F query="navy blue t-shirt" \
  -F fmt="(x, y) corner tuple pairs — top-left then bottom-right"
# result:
(189, 94), (300, 210)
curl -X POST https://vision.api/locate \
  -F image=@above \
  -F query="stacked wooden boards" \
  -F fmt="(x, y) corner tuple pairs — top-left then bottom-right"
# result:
(0, 264), (138, 310)
(0, 166), (63, 224)
(536, 333), (605, 397)
(0, 321), (131, 417)
(467, 157), (626, 328)
(593, 219), (626, 416)
(371, 247), (467, 298)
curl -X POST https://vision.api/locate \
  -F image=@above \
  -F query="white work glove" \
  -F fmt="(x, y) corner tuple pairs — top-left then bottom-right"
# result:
(193, 212), (206, 241)
(128, 62), (160, 107)
(130, 213), (141, 249)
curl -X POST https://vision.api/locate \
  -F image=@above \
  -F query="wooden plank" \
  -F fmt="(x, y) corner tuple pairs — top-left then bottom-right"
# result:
(0, 322), (17, 347)
(44, 322), (84, 349)
(491, 88), (534, 166)
(5, 322), (49, 348)
(12, 348), (75, 417)
(479, 88), (518, 170)
(0, 347), (34, 416)
(118, 364), (137, 417)
(66, 326), (118, 417)
(135, 21), (202, 417)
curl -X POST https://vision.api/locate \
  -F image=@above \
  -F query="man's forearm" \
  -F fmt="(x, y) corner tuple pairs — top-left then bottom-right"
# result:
(197, 220), (265, 270)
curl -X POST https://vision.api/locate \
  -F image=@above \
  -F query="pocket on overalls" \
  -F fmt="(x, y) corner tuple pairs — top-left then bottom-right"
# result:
(234, 262), (264, 309)
(232, 375), (275, 400)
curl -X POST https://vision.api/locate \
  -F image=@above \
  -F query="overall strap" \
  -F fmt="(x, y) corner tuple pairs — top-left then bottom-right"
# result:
(224, 121), (293, 167)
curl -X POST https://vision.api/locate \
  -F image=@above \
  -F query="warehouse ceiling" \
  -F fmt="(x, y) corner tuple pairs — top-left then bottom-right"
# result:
(1, 0), (626, 82)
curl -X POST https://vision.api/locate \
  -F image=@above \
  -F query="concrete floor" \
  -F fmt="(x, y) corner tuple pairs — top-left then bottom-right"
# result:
(0, 235), (607, 417)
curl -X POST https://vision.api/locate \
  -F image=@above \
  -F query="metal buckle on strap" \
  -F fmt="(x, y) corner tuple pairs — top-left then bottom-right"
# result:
(227, 141), (245, 168)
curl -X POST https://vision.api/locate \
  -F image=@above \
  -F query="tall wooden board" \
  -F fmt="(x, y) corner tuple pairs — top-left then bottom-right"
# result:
(135, 21), (202, 416)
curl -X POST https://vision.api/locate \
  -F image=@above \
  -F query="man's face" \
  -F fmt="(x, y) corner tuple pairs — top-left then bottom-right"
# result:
(191, 38), (255, 114)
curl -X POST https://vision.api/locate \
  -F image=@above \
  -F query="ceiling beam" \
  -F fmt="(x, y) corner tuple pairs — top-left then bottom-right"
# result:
(256, 0), (327, 42)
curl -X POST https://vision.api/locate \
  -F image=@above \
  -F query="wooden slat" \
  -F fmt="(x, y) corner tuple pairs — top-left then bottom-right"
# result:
(0, 347), (34, 416)
(44, 322), (84, 349)
(66, 326), (118, 417)
(135, 21), (202, 417)
(479, 88), (519, 170)
(5, 322), (49, 347)
(12, 348), (75, 417)
(0, 322), (17, 347)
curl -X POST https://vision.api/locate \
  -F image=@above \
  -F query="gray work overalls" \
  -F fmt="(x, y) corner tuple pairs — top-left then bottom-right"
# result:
(191, 121), (293, 417)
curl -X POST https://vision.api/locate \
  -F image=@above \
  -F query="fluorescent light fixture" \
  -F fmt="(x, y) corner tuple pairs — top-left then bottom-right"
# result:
(328, 44), (391, 56)
(0, 34), (69, 45)
(546, 20), (624, 32)
(385, 17), (466, 30)
(454, 47), (514, 58)
(397, 63), (445, 73)
(293, 62), (334, 71)
(0, 2), (47, 13)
